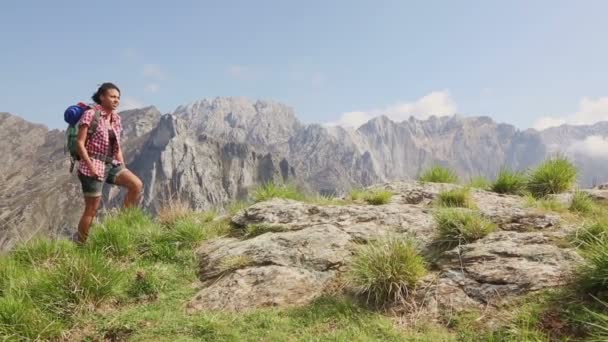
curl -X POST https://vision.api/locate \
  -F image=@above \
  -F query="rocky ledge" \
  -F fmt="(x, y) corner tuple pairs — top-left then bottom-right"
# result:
(186, 181), (584, 313)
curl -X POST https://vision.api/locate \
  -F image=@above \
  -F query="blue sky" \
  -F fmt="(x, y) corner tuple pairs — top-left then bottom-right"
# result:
(1, 0), (607, 130)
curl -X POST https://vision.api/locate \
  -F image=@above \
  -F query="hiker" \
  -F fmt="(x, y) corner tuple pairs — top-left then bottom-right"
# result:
(74, 82), (143, 243)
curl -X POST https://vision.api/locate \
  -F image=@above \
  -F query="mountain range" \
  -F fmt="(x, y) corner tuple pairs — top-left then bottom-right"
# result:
(1, 96), (607, 250)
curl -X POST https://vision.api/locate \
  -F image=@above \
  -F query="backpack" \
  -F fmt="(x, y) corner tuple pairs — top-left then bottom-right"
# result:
(64, 103), (101, 172)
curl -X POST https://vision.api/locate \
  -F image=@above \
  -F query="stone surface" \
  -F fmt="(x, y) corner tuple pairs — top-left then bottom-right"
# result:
(188, 181), (584, 312)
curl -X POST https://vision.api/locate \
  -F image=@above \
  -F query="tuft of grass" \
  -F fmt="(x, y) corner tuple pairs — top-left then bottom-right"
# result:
(570, 190), (596, 215)
(252, 181), (306, 203)
(87, 208), (156, 259)
(244, 224), (288, 238)
(434, 208), (496, 246)
(584, 298), (608, 341)
(0, 258), (25, 297)
(435, 187), (475, 208)
(467, 176), (491, 190)
(363, 189), (393, 205)
(347, 237), (427, 305)
(491, 168), (528, 195)
(524, 194), (568, 213)
(348, 188), (367, 201)
(12, 238), (78, 268)
(0, 294), (64, 340)
(28, 250), (124, 318)
(418, 165), (459, 184)
(573, 221), (608, 247)
(578, 237), (608, 297)
(217, 255), (254, 274)
(127, 270), (160, 300)
(157, 197), (193, 227)
(226, 200), (251, 216)
(527, 155), (578, 198)
(347, 189), (393, 205)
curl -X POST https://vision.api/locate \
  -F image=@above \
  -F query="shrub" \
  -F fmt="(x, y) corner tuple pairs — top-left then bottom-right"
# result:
(347, 237), (426, 304)
(435, 187), (475, 208)
(434, 208), (496, 245)
(527, 156), (578, 198)
(491, 168), (528, 195)
(418, 165), (459, 184)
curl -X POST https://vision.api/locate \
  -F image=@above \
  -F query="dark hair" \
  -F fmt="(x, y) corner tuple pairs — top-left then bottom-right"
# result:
(91, 82), (121, 104)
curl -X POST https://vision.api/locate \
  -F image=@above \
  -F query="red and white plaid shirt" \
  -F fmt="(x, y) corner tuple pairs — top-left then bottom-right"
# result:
(77, 104), (123, 178)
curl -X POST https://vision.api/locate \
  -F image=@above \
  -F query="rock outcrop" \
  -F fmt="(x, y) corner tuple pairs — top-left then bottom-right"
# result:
(187, 181), (583, 312)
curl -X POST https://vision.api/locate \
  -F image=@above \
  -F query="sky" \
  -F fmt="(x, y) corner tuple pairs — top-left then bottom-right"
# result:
(1, 0), (607, 130)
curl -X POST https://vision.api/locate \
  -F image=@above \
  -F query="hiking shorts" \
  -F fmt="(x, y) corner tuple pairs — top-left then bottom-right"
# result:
(78, 164), (126, 198)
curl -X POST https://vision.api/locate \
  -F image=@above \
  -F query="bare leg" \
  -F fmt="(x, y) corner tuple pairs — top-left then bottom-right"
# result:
(77, 196), (102, 243)
(114, 169), (143, 208)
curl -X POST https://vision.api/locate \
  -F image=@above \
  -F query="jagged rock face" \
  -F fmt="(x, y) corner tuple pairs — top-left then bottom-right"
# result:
(172, 97), (303, 154)
(187, 181), (582, 312)
(356, 115), (547, 181)
(122, 114), (293, 214)
(3, 97), (608, 251)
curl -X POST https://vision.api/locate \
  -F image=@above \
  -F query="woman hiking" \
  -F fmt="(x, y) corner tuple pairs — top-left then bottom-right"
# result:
(74, 82), (143, 243)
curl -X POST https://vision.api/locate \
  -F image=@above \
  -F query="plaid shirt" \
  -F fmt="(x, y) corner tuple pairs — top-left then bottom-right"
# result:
(77, 105), (123, 178)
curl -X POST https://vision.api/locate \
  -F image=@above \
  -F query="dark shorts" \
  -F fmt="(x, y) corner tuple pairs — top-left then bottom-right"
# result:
(78, 164), (126, 198)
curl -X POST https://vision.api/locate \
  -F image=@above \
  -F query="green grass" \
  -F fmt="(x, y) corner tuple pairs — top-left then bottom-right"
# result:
(573, 220), (608, 247)
(27, 250), (124, 318)
(570, 190), (596, 215)
(434, 208), (496, 246)
(435, 187), (475, 208)
(467, 176), (491, 190)
(418, 165), (459, 184)
(251, 181), (306, 203)
(584, 298), (608, 341)
(527, 155), (578, 198)
(347, 188), (393, 205)
(578, 237), (608, 298)
(523, 194), (568, 213)
(0, 294), (65, 340)
(347, 237), (427, 305)
(217, 255), (254, 274)
(363, 189), (393, 205)
(491, 168), (528, 195)
(244, 223), (288, 238)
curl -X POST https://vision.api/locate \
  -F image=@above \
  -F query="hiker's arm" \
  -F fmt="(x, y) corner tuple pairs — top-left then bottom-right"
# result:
(76, 125), (98, 176)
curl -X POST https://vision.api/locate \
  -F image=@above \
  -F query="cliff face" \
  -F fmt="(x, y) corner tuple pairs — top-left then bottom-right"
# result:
(1, 97), (608, 250)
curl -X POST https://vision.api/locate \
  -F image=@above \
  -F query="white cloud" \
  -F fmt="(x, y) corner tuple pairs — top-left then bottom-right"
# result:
(533, 96), (608, 130)
(142, 64), (166, 80)
(568, 135), (608, 159)
(144, 83), (160, 93)
(324, 90), (458, 128)
(120, 96), (146, 111)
